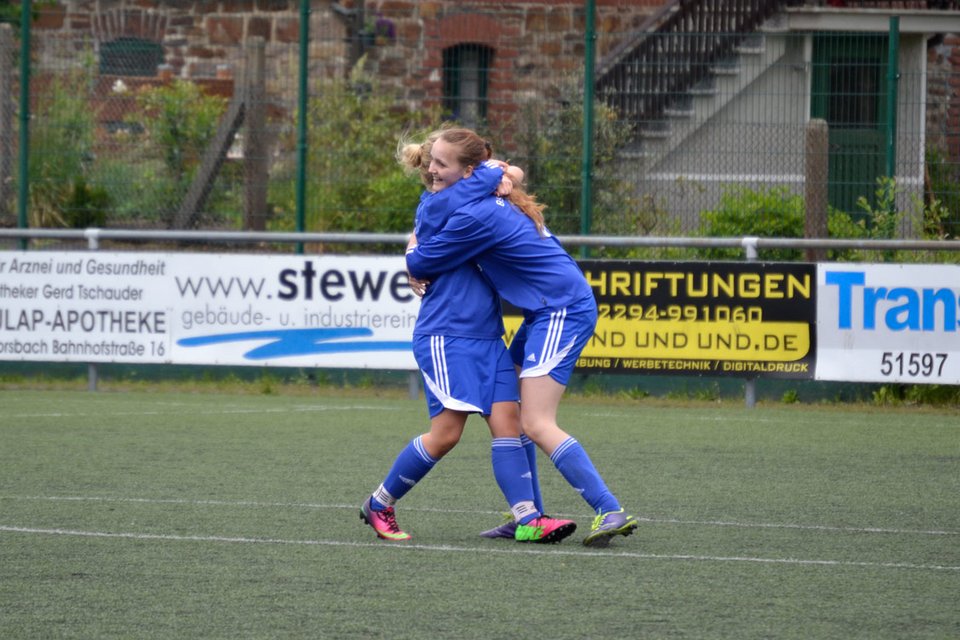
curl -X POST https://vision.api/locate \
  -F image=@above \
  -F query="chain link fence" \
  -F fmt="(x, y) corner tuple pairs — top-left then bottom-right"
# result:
(1, 1), (958, 254)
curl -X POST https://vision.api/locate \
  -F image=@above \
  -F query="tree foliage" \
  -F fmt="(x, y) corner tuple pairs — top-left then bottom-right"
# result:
(269, 59), (436, 236)
(507, 81), (645, 237)
(27, 66), (110, 228)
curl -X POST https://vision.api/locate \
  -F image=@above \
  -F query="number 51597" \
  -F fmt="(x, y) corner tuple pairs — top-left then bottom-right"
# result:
(879, 352), (947, 377)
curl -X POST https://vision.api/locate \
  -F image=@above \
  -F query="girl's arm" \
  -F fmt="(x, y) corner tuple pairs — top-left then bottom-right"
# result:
(419, 161), (504, 223)
(405, 231), (429, 297)
(406, 209), (496, 280)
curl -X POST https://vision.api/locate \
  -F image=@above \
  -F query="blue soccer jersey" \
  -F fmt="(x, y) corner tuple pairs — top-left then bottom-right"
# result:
(408, 163), (519, 414)
(413, 161), (503, 242)
(410, 164), (504, 339)
(406, 194), (595, 313)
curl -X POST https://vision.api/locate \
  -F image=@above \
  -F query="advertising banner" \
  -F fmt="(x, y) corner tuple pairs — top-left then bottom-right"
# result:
(0, 251), (419, 369)
(504, 260), (817, 379)
(5, 252), (956, 385)
(815, 263), (960, 384)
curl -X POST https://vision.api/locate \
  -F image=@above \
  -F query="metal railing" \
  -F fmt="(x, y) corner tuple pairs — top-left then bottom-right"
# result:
(2, 227), (958, 254)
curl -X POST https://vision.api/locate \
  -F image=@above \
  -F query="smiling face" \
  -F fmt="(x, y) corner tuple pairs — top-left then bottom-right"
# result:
(427, 138), (474, 192)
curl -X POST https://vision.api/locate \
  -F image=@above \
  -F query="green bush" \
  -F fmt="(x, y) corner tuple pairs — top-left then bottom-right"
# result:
(24, 73), (232, 229)
(27, 65), (105, 228)
(268, 59), (434, 240)
(925, 147), (960, 238)
(125, 79), (230, 226)
(90, 156), (179, 225)
(0, 1), (55, 28)
(63, 176), (110, 228)
(697, 185), (866, 261)
(135, 79), (227, 183)
(849, 176), (960, 264)
(507, 82), (647, 239)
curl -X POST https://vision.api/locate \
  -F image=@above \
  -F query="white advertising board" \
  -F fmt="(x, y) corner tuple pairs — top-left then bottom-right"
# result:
(816, 263), (960, 384)
(0, 251), (419, 369)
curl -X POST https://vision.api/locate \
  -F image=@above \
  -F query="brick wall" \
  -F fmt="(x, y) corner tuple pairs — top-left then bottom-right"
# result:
(927, 34), (960, 161)
(29, 0), (663, 118)
(32, 0), (350, 111)
(30, 1), (957, 161)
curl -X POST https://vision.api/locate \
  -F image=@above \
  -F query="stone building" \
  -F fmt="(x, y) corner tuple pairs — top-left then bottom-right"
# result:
(9, 1), (960, 231)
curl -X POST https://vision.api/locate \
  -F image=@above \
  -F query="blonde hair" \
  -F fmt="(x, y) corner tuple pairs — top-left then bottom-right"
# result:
(504, 184), (547, 236)
(397, 127), (547, 235)
(397, 130), (440, 189)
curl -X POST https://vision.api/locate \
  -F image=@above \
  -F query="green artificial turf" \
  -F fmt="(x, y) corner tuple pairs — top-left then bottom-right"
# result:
(1, 390), (957, 639)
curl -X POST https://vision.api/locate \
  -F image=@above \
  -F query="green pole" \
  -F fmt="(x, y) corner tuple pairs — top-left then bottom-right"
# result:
(295, 0), (310, 254)
(885, 16), (899, 179)
(579, 0), (596, 257)
(17, 0), (30, 249)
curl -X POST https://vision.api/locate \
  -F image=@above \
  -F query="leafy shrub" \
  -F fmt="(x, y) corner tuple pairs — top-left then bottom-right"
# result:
(848, 177), (960, 264)
(90, 156), (180, 225)
(925, 147), (960, 238)
(268, 59), (434, 240)
(507, 81), (646, 238)
(697, 185), (866, 261)
(135, 79), (227, 183)
(123, 79), (229, 226)
(63, 176), (110, 228)
(781, 389), (800, 404)
(904, 384), (960, 405)
(27, 66), (102, 227)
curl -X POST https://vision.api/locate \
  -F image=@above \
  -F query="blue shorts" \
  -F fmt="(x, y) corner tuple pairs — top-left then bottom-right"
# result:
(508, 297), (598, 385)
(413, 335), (519, 418)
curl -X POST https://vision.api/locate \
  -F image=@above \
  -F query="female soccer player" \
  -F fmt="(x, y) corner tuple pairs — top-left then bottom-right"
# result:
(405, 128), (639, 547)
(359, 134), (575, 544)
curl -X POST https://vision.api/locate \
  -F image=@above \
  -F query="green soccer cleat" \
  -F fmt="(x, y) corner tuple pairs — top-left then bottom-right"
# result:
(582, 509), (638, 547)
(514, 516), (577, 544)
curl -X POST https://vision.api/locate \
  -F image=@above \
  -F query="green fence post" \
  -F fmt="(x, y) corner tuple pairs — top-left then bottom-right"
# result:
(580, 0), (596, 258)
(295, 0), (310, 254)
(17, 0), (30, 250)
(885, 16), (899, 180)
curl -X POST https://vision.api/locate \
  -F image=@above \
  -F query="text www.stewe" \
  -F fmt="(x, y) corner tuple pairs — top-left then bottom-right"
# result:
(174, 276), (267, 299)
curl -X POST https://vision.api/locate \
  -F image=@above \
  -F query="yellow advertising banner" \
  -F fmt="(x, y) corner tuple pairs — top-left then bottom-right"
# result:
(504, 261), (817, 378)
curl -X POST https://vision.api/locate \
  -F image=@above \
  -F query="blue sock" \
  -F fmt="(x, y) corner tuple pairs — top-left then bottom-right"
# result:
(550, 437), (620, 514)
(491, 437), (539, 524)
(371, 435), (437, 510)
(521, 434), (545, 514)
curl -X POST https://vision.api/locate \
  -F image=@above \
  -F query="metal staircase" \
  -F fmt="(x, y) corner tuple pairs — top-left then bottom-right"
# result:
(594, 0), (951, 169)
(596, 2), (792, 124)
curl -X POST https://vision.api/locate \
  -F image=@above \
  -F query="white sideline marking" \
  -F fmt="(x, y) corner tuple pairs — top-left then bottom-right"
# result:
(1, 525), (957, 572)
(633, 516), (960, 537)
(583, 411), (959, 428)
(4, 404), (400, 419)
(3, 494), (958, 537)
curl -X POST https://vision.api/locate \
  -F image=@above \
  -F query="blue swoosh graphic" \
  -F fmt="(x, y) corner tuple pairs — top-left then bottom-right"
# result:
(178, 328), (411, 360)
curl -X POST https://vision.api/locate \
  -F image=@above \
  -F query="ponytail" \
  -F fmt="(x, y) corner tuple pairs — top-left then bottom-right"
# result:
(505, 183), (547, 236)
(398, 127), (548, 235)
(397, 131), (440, 189)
